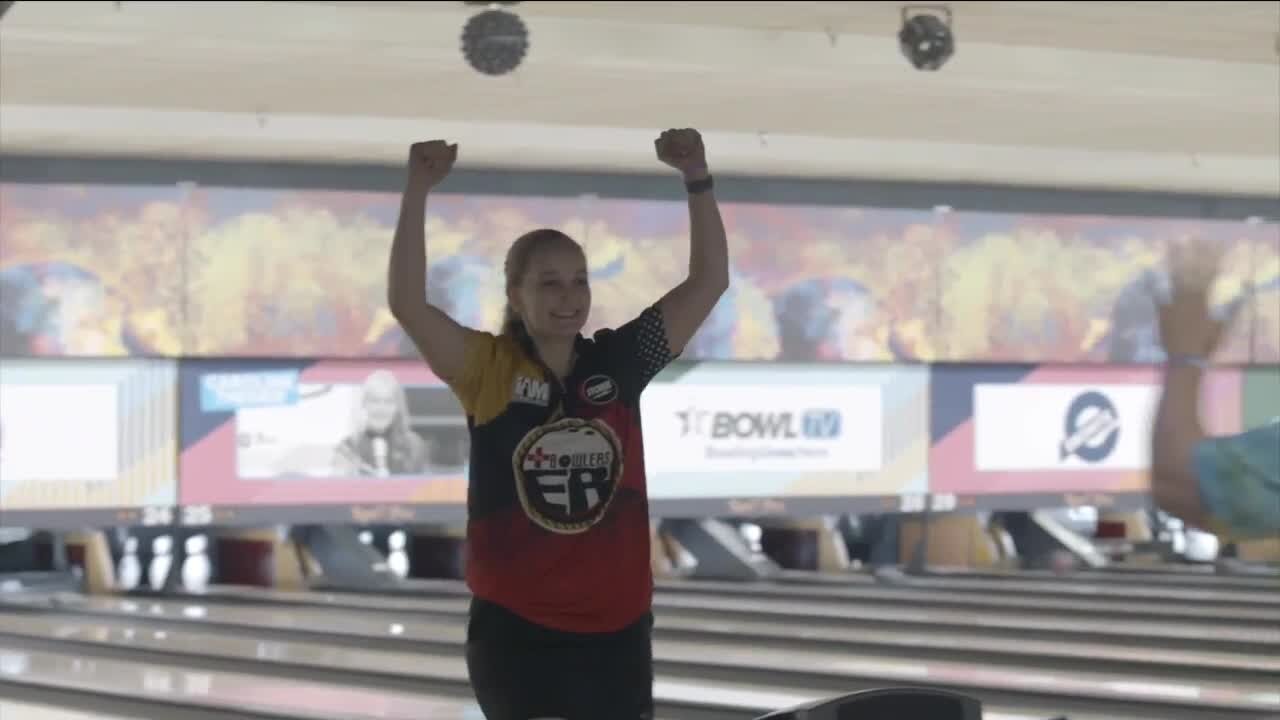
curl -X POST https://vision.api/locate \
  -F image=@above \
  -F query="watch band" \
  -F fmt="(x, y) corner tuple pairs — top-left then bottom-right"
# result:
(685, 175), (714, 194)
(1168, 353), (1209, 370)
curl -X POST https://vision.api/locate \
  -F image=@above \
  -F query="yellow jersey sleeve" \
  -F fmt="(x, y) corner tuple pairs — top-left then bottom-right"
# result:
(448, 330), (524, 425)
(449, 330), (499, 416)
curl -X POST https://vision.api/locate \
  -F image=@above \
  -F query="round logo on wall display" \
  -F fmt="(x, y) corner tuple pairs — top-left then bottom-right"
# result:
(1059, 390), (1120, 464)
(512, 417), (623, 534)
(580, 374), (619, 405)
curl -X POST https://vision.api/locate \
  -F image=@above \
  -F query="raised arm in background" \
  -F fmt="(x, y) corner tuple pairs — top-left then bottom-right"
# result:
(387, 140), (476, 384)
(1151, 239), (1229, 527)
(652, 128), (731, 356)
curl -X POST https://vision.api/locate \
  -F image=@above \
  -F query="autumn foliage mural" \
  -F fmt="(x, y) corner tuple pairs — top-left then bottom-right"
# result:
(2, 182), (1276, 363)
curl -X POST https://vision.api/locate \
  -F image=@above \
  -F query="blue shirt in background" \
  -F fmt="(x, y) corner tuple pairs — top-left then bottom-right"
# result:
(1195, 421), (1280, 540)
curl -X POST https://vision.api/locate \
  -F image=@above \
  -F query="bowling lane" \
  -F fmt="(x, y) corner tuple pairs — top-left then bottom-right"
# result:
(653, 577), (1277, 628)
(0, 642), (480, 720)
(0, 699), (148, 720)
(651, 593), (1280, 654)
(662, 614), (1277, 684)
(317, 574), (1274, 627)
(916, 566), (1279, 591)
(190, 586), (1280, 685)
(11, 595), (1279, 719)
(216, 582), (1280, 655)
(316, 575), (1278, 628)
(0, 606), (1252, 720)
(852, 574), (1279, 608)
(731, 570), (1280, 609)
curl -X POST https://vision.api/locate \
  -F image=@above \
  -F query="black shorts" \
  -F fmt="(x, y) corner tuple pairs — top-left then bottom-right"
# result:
(465, 597), (655, 720)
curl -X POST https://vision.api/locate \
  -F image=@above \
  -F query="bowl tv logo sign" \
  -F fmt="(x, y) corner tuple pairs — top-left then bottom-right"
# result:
(643, 383), (883, 474)
(1059, 391), (1121, 464)
(671, 403), (846, 468)
(677, 408), (843, 441)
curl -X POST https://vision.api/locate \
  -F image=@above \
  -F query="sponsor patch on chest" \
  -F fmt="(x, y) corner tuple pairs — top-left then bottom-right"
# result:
(512, 375), (551, 406)
(581, 374), (619, 405)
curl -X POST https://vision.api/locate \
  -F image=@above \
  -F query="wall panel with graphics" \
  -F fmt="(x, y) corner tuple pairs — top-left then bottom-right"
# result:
(934, 212), (1257, 364)
(927, 365), (1243, 511)
(5, 171), (1275, 365)
(1250, 222), (1280, 363)
(0, 358), (178, 528)
(2, 182), (943, 363)
(640, 361), (930, 517)
(0, 182), (186, 357)
(1242, 366), (1280, 428)
(177, 359), (467, 526)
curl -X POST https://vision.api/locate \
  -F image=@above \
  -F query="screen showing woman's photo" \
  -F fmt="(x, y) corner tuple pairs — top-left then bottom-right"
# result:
(232, 369), (467, 480)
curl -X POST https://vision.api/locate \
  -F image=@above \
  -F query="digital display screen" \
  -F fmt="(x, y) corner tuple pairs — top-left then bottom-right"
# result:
(0, 358), (178, 515)
(641, 362), (929, 514)
(178, 359), (467, 512)
(929, 365), (1243, 502)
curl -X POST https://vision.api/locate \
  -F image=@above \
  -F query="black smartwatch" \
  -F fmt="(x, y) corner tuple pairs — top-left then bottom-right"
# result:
(685, 175), (714, 194)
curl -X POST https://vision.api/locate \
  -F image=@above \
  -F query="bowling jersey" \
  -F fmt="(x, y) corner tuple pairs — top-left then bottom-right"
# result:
(449, 304), (675, 634)
(1194, 421), (1280, 540)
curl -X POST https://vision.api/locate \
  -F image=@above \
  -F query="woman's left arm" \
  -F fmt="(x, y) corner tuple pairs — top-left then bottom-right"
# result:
(654, 128), (730, 356)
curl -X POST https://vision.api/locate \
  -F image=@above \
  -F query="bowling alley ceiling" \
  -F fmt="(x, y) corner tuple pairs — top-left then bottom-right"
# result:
(1, 1), (1277, 194)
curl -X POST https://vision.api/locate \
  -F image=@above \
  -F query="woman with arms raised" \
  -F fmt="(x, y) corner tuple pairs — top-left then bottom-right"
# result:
(387, 129), (729, 720)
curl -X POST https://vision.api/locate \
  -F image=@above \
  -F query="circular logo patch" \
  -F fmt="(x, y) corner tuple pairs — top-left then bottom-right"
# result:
(1060, 390), (1120, 464)
(580, 374), (619, 405)
(512, 418), (623, 534)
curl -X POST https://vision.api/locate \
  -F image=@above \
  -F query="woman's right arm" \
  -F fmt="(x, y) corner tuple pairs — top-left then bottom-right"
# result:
(387, 140), (475, 385)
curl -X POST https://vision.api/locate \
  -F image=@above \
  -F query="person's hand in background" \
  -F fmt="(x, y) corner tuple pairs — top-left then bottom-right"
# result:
(1157, 238), (1232, 362)
(1148, 237), (1280, 538)
(1150, 238), (1222, 528)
